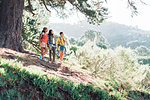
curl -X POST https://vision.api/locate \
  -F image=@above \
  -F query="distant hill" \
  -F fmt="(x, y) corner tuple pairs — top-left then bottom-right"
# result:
(49, 21), (150, 49)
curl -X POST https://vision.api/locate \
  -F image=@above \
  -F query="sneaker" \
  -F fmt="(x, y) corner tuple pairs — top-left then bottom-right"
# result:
(40, 56), (42, 60)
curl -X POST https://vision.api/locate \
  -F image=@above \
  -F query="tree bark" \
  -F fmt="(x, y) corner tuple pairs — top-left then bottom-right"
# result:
(0, 0), (24, 52)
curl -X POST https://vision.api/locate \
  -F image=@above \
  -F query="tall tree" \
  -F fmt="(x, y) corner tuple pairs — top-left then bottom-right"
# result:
(0, 0), (146, 52)
(0, 0), (24, 51)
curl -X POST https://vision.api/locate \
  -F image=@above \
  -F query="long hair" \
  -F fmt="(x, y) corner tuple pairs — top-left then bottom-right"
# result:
(48, 29), (53, 36)
(42, 27), (47, 33)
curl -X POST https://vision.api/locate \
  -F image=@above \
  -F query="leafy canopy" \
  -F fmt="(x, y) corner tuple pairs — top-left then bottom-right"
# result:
(25, 0), (148, 24)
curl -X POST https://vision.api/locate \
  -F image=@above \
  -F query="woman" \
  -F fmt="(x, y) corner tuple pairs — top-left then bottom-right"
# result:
(48, 30), (56, 63)
(39, 27), (48, 60)
(56, 32), (66, 63)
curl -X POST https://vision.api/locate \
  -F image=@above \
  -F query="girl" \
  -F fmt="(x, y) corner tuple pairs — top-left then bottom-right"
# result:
(39, 27), (48, 60)
(48, 30), (56, 63)
(56, 32), (66, 63)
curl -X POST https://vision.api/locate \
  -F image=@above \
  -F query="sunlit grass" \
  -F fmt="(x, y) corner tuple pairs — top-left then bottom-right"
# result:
(0, 58), (114, 100)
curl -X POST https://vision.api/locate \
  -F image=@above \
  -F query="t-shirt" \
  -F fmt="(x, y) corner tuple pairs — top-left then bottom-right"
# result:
(41, 32), (48, 43)
(53, 37), (55, 44)
(56, 37), (65, 45)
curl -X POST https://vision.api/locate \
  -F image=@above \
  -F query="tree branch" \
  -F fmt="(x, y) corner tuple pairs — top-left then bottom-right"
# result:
(128, 0), (132, 6)
(140, 0), (150, 5)
(27, 0), (36, 16)
(41, 0), (51, 12)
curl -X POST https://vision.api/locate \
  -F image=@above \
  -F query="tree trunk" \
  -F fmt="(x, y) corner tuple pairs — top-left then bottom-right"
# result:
(0, 0), (24, 52)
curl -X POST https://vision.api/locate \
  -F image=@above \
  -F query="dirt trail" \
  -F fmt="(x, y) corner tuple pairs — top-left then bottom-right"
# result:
(0, 48), (98, 85)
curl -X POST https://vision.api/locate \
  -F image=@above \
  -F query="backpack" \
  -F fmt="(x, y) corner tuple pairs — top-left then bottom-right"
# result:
(39, 32), (44, 41)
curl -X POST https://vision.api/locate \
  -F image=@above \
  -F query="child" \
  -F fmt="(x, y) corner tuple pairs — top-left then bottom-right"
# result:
(48, 30), (56, 63)
(56, 32), (66, 63)
(39, 27), (48, 60)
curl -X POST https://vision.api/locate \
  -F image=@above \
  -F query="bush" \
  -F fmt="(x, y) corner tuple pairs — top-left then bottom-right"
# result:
(135, 46), (150, 56)
(75, 42), (150, 91)
(70, 46), (78, 55)
(138, 57), (150, 65)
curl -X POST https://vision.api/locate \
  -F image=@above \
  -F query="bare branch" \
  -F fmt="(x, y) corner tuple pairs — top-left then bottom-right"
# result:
(27, 0), (36, 16)
(41, 0), (51, 12)
(128, 0), (132, 6)
(140, 0), (150, 5)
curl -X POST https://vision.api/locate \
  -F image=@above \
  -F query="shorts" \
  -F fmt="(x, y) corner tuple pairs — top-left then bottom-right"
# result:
(59, 45), (65, 51)
(40, 42), (47, 48)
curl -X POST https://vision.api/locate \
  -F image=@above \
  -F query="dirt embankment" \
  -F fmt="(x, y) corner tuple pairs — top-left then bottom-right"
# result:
(0, 48), (99, 86)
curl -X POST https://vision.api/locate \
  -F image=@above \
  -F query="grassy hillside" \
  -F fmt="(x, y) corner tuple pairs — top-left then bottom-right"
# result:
(0, 58), (115, 100)
(0, 48), (150, 100)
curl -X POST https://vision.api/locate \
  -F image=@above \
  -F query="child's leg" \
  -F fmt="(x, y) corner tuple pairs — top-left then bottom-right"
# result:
(43, 47), (48, 56)
(60, 51), (63, 61)
(41, 47), (44, 59)
(49, 46), (52, 61)
(52, 47), (56, 62)
(49, 50), (52, 62)
(61, 50), (65, 60)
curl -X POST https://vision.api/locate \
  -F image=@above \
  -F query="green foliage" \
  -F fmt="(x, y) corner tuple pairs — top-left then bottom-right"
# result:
(0, 89), (27, 100)
(135, 46), (150, 65)
(23, 0), (142, 25)
(24, 0), (109, 25)
(0, 58), (115, 100)
(70, 46), (78, 55)
(22, 11), (41, 52)
(128, 91), (150, 100)
(22, 13), (41, 53)
(138, 57), (150, 65)
(96, 42), (107, 49)
(69, 0), (108, 24)
(135, 46), (150, 56)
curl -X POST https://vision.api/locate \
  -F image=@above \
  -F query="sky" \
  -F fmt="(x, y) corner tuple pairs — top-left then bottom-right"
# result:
(49, 0), (150, 31)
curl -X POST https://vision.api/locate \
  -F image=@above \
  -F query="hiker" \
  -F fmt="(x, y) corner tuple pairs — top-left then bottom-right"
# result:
(39, 27), (48, 60)
(56, 32), (66, 63)
(48, 30), (56, 63)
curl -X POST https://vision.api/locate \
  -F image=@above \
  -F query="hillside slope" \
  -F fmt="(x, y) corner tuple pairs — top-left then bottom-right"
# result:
(0, 48), (113, 100)
(0, 48), (97, 84)
(0, 48), (150, 100)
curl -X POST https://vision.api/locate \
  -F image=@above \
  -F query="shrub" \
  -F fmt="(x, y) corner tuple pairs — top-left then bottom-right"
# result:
(75, 42), (150, 91)
(70, 46), (78, 55)
(138, 57), (150, 65)
(135, 46), (150, 56)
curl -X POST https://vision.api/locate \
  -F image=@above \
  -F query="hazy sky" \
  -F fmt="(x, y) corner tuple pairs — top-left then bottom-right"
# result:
(49, 0), (150, 31)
